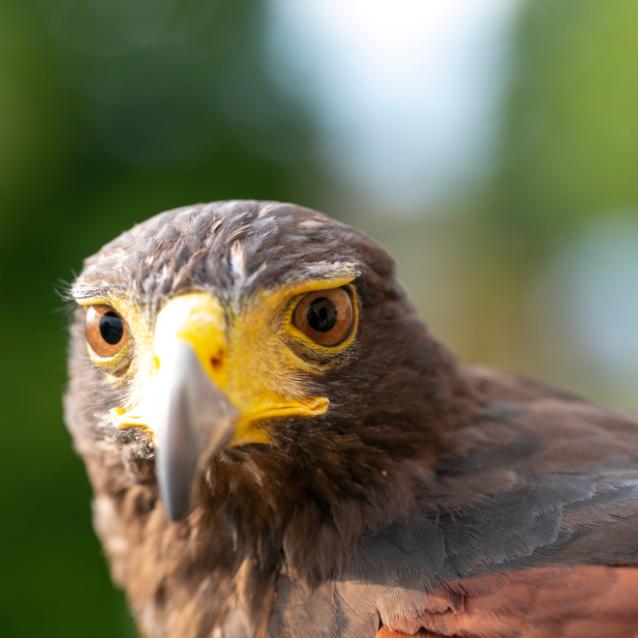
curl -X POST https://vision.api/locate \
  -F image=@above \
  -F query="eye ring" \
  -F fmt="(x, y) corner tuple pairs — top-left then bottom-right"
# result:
(292, 287), (354, 347)
(85, 305), (129, 358)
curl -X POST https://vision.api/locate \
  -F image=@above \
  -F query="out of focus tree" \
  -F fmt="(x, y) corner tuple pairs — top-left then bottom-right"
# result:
(2, 1), (638, 636)
(485, 0), (638, 250)
(0, 1), (325, 636)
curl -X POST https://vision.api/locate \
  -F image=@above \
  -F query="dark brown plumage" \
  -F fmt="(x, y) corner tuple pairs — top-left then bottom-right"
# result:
(65, 201), (638, 637)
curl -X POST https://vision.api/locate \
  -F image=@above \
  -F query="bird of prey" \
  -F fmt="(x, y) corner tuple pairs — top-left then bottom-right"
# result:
(65, 200), (638, 638)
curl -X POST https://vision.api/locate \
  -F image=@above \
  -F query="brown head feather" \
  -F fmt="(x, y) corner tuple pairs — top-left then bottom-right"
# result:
(66, 200), (638, 637)
(66, 201), (477, 635)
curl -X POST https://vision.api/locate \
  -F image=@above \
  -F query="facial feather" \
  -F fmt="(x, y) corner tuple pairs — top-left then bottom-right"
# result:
(64, 200), (481, 636)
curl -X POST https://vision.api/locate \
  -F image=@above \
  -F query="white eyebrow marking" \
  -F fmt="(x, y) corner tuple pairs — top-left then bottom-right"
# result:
(298, 219), (325, 228)
(304, 261), (358, 277)
(230, 240), (247, 282)
(229, 240), (252, 308)
(258, 203), (279, 218)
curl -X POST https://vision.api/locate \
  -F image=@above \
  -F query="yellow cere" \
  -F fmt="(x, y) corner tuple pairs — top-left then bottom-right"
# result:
(81, 277), (358, 447)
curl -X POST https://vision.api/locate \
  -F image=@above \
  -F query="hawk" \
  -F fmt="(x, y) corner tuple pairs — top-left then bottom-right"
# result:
(65, 200), (638, 637)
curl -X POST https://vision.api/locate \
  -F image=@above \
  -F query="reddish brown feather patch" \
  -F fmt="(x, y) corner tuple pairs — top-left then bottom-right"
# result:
(377, 566), (638, 638)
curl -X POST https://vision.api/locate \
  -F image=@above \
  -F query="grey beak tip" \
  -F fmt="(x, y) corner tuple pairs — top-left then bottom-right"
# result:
(153, 343), (238, 523)
(157, 446), (199, 522)
(164, 497), (190, 522)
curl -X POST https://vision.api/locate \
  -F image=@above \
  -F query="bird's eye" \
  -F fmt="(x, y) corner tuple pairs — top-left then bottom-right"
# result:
(85, 305), (129, 358)
(292, 288), (354, 346)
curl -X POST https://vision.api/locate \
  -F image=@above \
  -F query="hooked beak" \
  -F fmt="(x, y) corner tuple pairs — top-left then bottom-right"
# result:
(110, 291), (328, 521)
(152, 341), (238, 520)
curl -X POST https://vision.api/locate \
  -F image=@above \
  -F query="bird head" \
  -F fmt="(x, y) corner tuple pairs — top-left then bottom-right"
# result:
(66, 201), (469, 523)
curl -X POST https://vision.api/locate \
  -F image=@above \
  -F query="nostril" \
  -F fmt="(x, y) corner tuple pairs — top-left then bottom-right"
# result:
(210, 351), (224, 371)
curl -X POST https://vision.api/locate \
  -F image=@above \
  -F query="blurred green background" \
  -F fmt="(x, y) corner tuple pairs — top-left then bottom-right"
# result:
(2, 1), (637, 635)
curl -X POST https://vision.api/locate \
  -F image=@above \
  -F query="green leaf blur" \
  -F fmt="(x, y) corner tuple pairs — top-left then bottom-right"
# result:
(1, 1), (636, 636)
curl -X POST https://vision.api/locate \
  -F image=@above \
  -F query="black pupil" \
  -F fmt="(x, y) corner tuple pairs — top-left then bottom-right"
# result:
(99, 312), (123, 345)
(306, 297), (337, 332)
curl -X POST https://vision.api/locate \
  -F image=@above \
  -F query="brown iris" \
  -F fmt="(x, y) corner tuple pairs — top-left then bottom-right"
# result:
(85, 305), (128, 358)
(293, 288), (354, 346)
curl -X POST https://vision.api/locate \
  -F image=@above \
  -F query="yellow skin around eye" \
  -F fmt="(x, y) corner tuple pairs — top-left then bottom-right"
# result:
(76, 275), (359, 446)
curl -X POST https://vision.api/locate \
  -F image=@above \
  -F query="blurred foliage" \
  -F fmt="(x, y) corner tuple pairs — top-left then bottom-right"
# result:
(485, 0), (638, 250)
(1, 0), (637, 636)
(0, 1), (326, 636)
(442, 0), (638, 407)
